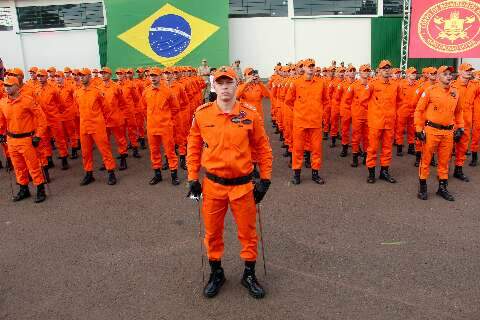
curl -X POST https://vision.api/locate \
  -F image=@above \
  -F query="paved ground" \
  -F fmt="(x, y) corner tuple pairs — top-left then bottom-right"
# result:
(1, 101), (480, 320)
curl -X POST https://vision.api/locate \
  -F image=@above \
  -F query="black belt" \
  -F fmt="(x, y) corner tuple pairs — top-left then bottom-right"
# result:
(6, 131), (34, 138)
(425, 121), (454, 130)
(206, 172), (253, 186)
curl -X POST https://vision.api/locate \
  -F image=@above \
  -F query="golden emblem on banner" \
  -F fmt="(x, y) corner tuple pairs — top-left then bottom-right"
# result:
(418, 0), (480, 54)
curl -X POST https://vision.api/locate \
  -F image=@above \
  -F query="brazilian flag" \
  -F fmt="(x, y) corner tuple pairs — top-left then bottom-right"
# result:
(104, 0), (229, 70)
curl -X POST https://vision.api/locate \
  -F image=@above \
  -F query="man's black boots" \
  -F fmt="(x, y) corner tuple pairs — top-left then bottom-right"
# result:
(323, 132), (329, 140)
(241, 261), (265, 299)
(70, 147), (78, 159)
(43, 166), (51, 183)
(47, 156), (55, 169)
(417, 179), (427, 200)
(132, 147), (141, 158)
(179, 155), (187, 170)
(437, 180), (454, 201)
(414, 151), (421, 167)
(292, 169), (301, 185)
(149, 169), (162, 185)
(171, 170), (180, 185)
(304, 151), (311, 168)
(204, 260), (226, 298)
(396, 144), (403, 156)
(351, 153), (359, 167)
(13, 184), (30, 202)
(453, 165), (469, 182)
(34, 184), (47, 203)
(107, 170), (117, 185)
(340, 144), (348, 157)
(379, 166), (397, 183)
(312, 169), (325, 184)
(469, 152), (478, 167)
(367, 167), (376, 184)
(80, 171), (95, 186)
(407, 143), (415, 155)
(119, 154), (128, 171)
(61, 156), (69, 170)
(138, 137), (147, 149)
(330, 136), (336, 148)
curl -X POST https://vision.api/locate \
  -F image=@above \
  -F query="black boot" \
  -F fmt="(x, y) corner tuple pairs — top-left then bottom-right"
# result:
(437, 180), (454, 201)
(138, 137), (147, 150)
(323, 132), (329, 141)
(282, 149), (290, 157)
(469, 152), (478, 167)
(312, 170), (325, 184)
(279, 133), (284, 142)
(340, 144), (348, 157)
(13, 184), (31, 202)
(330, 136), (336, 148)
(171, 170), (180, 185)
(453, 165), (469, 182)
(61, 156), (70, 170)
(162, 156), (169, 171)
(5, 157), (12, 172)
(70, 147), (78, 159)
(34, 184), (47, 203)
(241, 261), (265, 299)
(430, 154), (437, 167)
(288, 152), (292, 168)
(292, 169), (301, 185)
(99, 165), (106, 171)
(42, 166), (51, 183)
(0, 159), (3, 169)
(179, 155), (187, 170)
(107, 170), (117, 185)
(407, 144), (415, 155)
(47, 156), (55, 169)
(362, 152), (367, 165)
(149, 169), (162, 185)
(304, 151), (311, 168)
(80, 171), (95, 186)
(379, 166), (396, 183)
(119, 154), (128, 171)
(414, 151), (421, 167)
(50, 138), (56, 150)
(417, 179), (427, 200)
(351, 153), (359, 167)
(132, 147), (141, 158)
(203, 260), (226, 298)
(396, 145), (403, 156)
(274, 126), (280, 134)
(367, 167), (376, 184)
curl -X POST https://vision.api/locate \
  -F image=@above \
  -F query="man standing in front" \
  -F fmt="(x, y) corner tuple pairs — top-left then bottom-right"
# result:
(187, 66), (273, 299)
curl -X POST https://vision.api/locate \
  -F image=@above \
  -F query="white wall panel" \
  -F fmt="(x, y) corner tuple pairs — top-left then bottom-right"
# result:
(462, 58), (480, 70)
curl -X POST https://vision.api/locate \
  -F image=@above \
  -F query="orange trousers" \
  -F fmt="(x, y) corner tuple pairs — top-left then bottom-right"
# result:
(471, 123), (480, 153)
(330, 106), (340, 137)
(125, 117), (139, 148)
(62, 119), (79, 149)
(148, 131), (178, 170)
(341, 115), (351, 145)
(395, 115), (415, 145)
(351, 118), (369, 153)
(80, 130), (116, 172)
(455, 128), (471, 166)
(202, 178), (258, 261)
(283, 105), (293, 151)
(8, 137), (45, 186)
(40, 124), (69, 158)
(107, 125), (128, 155)
(366, 128), (394, 168)
(135, 112), (145, 138)
(2, 143), (9, 158)
(292, 127), (323, 170)
(419, 128), (453, 180)
(323, 104), (331, 134)
(174, 113), (186, 155)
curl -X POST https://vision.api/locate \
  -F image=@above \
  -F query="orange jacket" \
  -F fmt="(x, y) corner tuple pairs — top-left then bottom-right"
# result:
(141, 84), (179, 135)
(170, 81), (189, 113)
(99, 80), (127, 128)
(397, 79), (419, 118)
(91, 76), (102, 87)
(0, 92), (47, 137)
(285, 75), (327, 128)
(118, 79), (138, 119)
(339, 78), (355, 118)
(236, 82), (270, 117)
(57, 83), (76, 121)
(187, 101), (273, 183)
(451, 79), (480, 129)
(35, 83), (62, 126)
(414, 83), (463, 132)
(361, 77), (400, 130)
(332, 79), (348, 112)
(343, 80), (369, 120)
(74, 84), (107, 135)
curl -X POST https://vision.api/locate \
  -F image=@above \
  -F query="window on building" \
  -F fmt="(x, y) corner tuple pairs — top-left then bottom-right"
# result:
(229, 0), (289, 17)
(383, 0), (403, 15)
(294, 0), (377, 16)
(0, 7), (13, 31)
(17, 2), (104, 30)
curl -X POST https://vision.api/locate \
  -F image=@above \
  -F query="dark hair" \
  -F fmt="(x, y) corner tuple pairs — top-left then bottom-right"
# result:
(210, 67), (217, 72)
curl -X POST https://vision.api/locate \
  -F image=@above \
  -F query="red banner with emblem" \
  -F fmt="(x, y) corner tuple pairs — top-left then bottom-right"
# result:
(409, 0), (480, 58)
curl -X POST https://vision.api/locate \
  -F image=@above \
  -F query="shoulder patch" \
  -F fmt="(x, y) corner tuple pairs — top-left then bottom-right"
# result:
(195, 102), (213, 113)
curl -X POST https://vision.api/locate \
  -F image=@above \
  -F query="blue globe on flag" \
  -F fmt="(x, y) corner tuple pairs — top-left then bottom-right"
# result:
(149, 14), (191, 58)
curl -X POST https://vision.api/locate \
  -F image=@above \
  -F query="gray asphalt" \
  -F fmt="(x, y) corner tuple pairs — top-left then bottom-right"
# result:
(1, 101), (479, 320)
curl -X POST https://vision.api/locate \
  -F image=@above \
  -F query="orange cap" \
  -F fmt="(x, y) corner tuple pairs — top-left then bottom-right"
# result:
(28, 66), (38, 73)
(47, 67), (56, 73)
(64, 67), (72, 73)
(336, 67), (346, 73)
(458, 63), (474, 72)
(425, 67), (438, 74)
(213, 66), (237, 81)
(359, 64), (371, 72)
(100, 67), (112, 74)
(3, 76), (19, 86)
(37, 69), (48, 76)
(72, 69), (80, 76)
(149, 67), (162, 76)
(8, 68), (24, 77)
(437, 66), (455, 74)
(115, 68), (125, 75)
(244, 67), (254, 75)
(126, 68), (134, 74)
(136, 67), (145, 73)
(378, 60), (392, 69)
(346, 66), (356, 72)
(79, 68), (91, 76)
(55, 71), (64, 78)
(392, 68), (401, 74)
(303, 58), (315, 67)
(406, 67), (417, 75)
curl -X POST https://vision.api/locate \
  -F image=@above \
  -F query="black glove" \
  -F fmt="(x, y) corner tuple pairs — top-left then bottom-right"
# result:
(454, 128), (464, 143)
(0, 134), (6, 144)
(187, 180), (202, 199)
(32, 136), (41, 148)
(253, 179), (271, 204)
(415, 131), (425, 142)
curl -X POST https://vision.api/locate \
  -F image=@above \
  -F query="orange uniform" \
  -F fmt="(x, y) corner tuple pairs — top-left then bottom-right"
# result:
(57, 81), (79, 151)
(0, 89), (47, 186)
(74, 83), (116, 172)
(118, 78), (140, 148)
(395, 78), (418, 146)
(170, 80), (190, 156)
(187, 101), (272, 261)
(236, 81), (270, 119)
(339, 78), (355, 146)
(329, 77), (342, 138)
(344, 80), (369, 154)
(141, 82), (180, 171)
(415, 83), (463, 180)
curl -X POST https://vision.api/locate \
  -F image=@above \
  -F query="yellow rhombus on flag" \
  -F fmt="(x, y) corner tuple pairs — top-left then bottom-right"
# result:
(118, 3), (220, 67)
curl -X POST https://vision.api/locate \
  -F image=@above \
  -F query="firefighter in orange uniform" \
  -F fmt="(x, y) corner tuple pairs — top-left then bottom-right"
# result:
(338, 66), (356, 157)
(236, 68), (270, 119)
(187, 66), (272, 299)
(0, 76), (48, 202)
(395, 67), (418, 156)
(55, 71), (79, 159)
(414, 66), (464, 201)
(74, 68), (117, 186)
